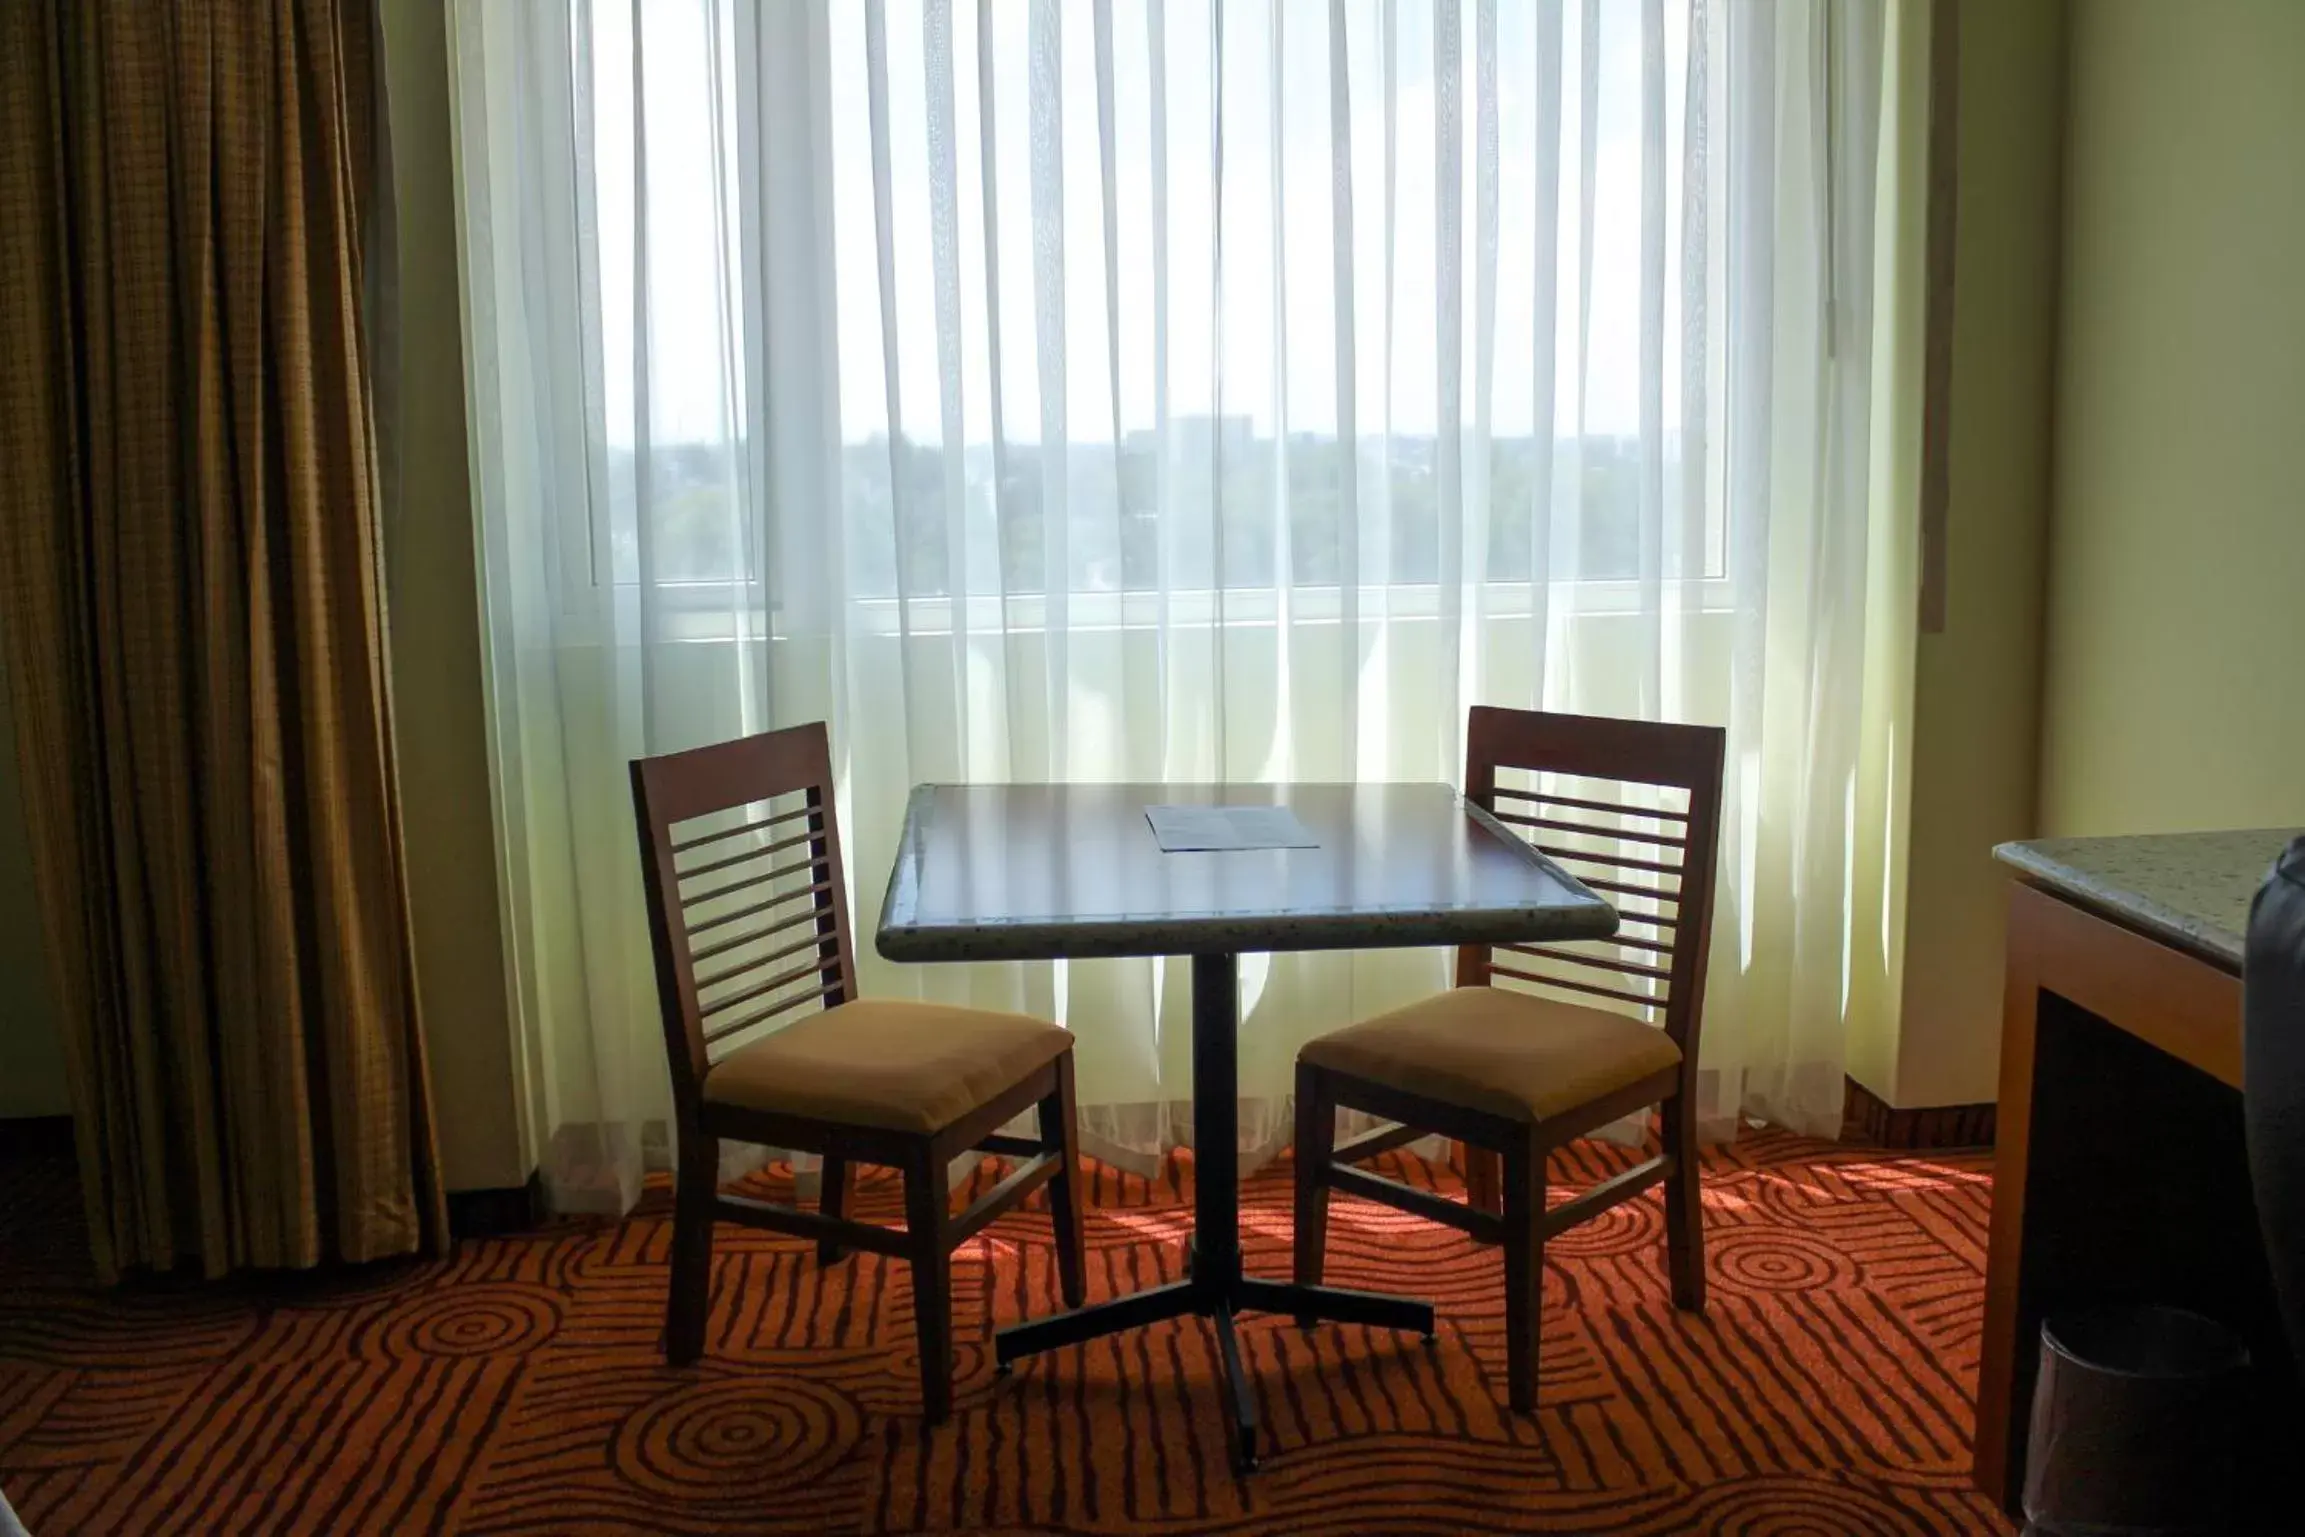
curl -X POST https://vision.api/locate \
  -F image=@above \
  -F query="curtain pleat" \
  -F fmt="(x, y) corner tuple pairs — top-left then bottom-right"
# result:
(1467, 0), (1499, 729)
(1527, 0), (1563, 697)
(1637, 0), (1667, 715)
(1326, 0), (1359, 775)
(1433, 0), (1465, 759)
(452, 0), (1916, 1214)
(0, 0), (445, 1279)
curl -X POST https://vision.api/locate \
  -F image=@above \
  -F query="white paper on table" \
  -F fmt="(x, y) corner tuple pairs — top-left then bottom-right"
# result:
(1143, 804), (1320, 853)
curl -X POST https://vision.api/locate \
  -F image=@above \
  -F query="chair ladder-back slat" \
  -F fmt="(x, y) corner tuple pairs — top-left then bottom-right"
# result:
(1503, 942), (1674, 985)
(1486, 806), (1691, 850)
(1524, 840), (1688, 879)
(675, 826), (830, 885)
(669, 800), (824, 855)
(700, 979), (844, 1045)
(1491, 784), (1692, 824)
(680, 856), (834, 912)
(694, 929), (838, 990)
(687, 879), (839, 943)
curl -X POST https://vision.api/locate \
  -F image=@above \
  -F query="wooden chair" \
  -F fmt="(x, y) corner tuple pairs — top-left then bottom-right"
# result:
(1292, 705), (1726, 1414)
(631, 723), (1086, 1422)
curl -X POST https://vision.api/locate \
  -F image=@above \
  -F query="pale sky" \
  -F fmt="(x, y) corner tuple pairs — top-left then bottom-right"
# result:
(589, 0), (1687, 450)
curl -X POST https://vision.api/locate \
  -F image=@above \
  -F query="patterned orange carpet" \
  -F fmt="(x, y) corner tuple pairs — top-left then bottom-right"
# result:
(0, 1132), (2010, 1535)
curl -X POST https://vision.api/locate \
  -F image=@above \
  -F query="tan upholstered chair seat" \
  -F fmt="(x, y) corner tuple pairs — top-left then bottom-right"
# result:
(702, 1000), (1071, 1135)
(1300, 985), (1682, 1123)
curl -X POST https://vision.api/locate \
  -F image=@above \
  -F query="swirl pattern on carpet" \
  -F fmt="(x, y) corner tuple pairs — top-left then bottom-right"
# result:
(0, 1131), (2010, 1534)
(349, 1283), (566, 1363)
(614, 1368), (864, 1501)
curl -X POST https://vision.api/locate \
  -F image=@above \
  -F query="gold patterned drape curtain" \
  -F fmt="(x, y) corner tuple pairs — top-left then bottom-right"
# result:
(0, 0), (445, 1280)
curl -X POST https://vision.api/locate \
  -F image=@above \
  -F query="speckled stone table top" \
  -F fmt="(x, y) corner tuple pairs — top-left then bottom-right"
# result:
(877, 782), (1617, 964)
(1995, 828), (2305, 971)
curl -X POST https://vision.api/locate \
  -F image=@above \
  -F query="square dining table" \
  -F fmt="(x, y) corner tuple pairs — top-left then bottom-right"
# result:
(876, 780), (1616, 1470)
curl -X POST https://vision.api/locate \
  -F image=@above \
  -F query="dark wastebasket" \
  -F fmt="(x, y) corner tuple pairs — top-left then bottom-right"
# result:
(2244, 835), (2305, 1367)
(2022, 1306), (2251, 1536)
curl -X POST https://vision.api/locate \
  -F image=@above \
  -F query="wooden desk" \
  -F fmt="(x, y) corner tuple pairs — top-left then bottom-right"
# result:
(1976, 830), (2301, 1514)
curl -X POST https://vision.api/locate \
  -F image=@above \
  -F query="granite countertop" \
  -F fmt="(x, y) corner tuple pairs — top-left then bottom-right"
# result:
(1994, 828), (2305, 970)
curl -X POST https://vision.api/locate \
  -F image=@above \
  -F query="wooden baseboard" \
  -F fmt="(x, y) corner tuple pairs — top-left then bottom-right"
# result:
(446, 1170), (545, 1239)
(0, 1115), (74, 1160)
(1841, 1076), (1996, 1151)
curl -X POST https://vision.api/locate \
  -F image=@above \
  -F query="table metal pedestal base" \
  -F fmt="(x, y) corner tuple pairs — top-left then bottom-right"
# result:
(993, 1258), (1435, 1472)
(990, 953), (1437, 1473)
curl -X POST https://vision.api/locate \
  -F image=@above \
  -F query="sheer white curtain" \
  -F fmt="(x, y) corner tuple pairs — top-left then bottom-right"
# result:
(451, 0), (1914, 1215)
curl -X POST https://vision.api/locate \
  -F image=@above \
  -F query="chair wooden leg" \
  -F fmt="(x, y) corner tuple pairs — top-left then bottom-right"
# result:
(1293, 1061), (1336, 1317)
(905, 1148), (955, 1423)
(817, 1155), (855, 1265)
(1040, 1053), (1087, 1310)
(666, 1132), (719, 1366)
(1501, 1128), (1548, 1415)
(1464, 1143), (1504, 1219)
(1661, 1089), (1706, 1312)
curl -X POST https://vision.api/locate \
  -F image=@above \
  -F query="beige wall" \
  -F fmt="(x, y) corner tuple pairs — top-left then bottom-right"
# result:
(381, 0), (528, 1191)
(2038, 0), (2305, 837)
(1881, 0), (2305, 1109)
(1880, 0), (2067, 1108)
(0, 664), (70, 1120)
